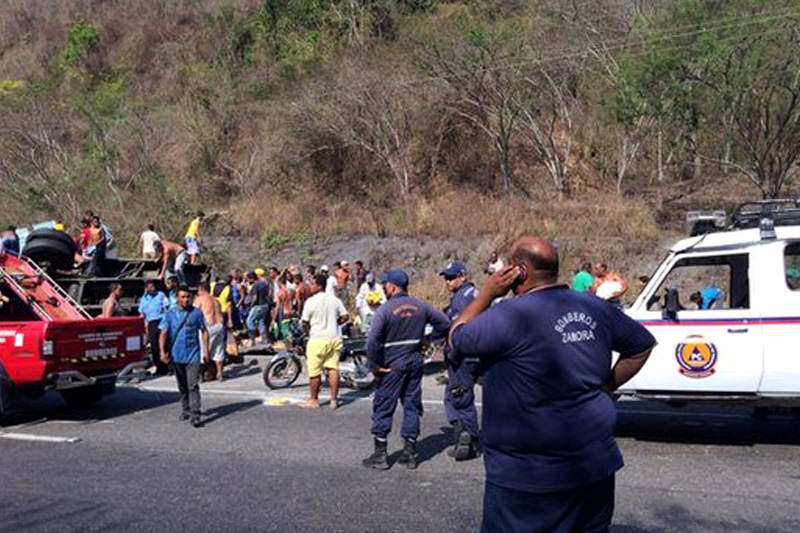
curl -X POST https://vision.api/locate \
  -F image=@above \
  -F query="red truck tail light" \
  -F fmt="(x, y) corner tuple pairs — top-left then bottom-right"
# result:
(42, 339), (55, 358)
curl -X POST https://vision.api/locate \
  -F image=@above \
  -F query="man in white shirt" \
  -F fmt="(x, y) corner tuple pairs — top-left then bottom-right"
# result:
(139, 224), (161, 260)
(321, 264), (337, 295)
(355, 273), (386, 332)
(299, 274), (349, 409)
(486, 252), (505, 275)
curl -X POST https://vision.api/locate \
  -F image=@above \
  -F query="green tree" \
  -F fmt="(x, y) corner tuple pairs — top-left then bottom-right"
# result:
(615, 0), (800, 198)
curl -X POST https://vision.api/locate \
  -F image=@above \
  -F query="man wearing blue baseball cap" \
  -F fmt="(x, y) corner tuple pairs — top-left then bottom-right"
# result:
(362, 269), (451, 470)
(439, 260), (480, 461)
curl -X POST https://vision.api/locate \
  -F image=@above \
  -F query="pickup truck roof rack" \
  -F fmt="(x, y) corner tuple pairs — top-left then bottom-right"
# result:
(731, 198), (800, 229)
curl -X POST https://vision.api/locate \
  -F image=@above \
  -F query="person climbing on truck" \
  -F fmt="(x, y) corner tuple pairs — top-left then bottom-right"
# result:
(155, 240), (187, 284)
(184, 211), (204, 265)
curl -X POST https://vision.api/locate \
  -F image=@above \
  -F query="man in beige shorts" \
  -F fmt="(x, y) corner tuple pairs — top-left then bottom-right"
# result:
(299, 274), (349, 409)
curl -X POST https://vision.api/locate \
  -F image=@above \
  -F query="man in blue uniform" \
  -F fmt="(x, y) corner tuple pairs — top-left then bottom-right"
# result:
(362, 269), (451, 470)
(450, 236), (655, 532)
(439, 261), (480, 461)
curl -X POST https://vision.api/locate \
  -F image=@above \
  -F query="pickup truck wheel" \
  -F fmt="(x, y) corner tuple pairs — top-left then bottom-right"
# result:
(0, 363), (13, 422)
(60, 385), (104, 409)
(0, 380), (10, 422)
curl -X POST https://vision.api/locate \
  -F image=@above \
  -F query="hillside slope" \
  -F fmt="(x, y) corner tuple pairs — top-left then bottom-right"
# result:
(1, 0), (796, 283)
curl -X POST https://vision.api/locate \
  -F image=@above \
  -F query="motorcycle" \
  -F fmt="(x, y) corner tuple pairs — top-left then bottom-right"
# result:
(262, 321), (373, 390)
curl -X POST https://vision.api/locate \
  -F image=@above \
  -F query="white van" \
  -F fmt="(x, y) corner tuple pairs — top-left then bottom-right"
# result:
(620, 200), (800, 410)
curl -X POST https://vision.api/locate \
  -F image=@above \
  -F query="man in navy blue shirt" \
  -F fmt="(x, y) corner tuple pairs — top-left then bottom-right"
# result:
(139, 280), (170, 375)
(439, 260), (480, 461)
(450, 236), (655, 532)
(159, 287), (209, 427)
(362, 269), (450, 470)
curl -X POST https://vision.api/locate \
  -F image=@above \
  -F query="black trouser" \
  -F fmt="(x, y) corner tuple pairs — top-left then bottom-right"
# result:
(86, 240), (106, 277)
(147, 320), (170, 375)
(173, 362), (201, 421)
(481, 475), (615, 533)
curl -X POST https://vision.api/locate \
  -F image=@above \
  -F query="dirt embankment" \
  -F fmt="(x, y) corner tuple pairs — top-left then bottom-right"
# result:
(205, 232), (677, 306)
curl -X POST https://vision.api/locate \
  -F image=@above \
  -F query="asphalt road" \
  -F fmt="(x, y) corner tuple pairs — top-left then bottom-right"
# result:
(1, 359), (799, 532)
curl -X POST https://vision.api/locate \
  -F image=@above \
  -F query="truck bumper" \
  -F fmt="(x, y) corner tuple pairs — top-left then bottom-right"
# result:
(45, 360), (149, 390)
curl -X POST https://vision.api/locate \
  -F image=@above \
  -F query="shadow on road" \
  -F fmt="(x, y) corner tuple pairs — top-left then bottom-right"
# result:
(218, 364), (262, 380)
(615, 401), (800, 445)
(1, 387), (179, 428)
(384, 425), (458, 467)
(202, 399), (262, 424)
(613, 502), (800, 532)
(335, 387), (372, 407)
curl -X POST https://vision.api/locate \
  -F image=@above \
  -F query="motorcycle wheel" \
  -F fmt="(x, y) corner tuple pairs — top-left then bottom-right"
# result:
(423, 342), (441, 364)
(263, 357), (301, 389)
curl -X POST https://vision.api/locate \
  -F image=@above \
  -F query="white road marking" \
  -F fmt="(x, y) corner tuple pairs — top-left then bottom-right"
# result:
(0, 432), (81, 443)
(136, 385), (267, 398)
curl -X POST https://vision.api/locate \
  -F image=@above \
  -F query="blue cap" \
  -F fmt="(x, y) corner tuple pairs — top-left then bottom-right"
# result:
(439, 261), (467, 278)
(379, 269), (409, 289)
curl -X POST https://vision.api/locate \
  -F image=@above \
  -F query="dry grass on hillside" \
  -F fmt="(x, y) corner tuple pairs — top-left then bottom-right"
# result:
(230, 187), (666, 304)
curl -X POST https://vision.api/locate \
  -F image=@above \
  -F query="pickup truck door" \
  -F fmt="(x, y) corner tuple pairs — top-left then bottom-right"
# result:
(626, 251), (764, 393)
(759, 240), (800, 394)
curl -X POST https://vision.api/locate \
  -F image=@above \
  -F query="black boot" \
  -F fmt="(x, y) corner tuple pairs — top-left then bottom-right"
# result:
(399, 439), (418, 469)
(453, 430), (475, 461)
(362, 438), (389, 470)
(455, 434), (480, 462)
(447, 421), (463, 458)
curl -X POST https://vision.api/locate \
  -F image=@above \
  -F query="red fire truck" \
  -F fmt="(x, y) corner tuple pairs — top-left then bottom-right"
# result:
(0, 252), (147, 419)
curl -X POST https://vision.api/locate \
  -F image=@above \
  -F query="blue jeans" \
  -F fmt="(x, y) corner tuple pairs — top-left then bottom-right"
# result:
(246, 304), (269, 339)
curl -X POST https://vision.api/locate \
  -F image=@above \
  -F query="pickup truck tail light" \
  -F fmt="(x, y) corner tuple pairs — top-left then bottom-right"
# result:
(42, 339), (55, 358)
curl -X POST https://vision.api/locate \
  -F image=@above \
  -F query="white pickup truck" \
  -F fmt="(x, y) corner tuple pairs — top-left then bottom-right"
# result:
(619, 200), (800, 412)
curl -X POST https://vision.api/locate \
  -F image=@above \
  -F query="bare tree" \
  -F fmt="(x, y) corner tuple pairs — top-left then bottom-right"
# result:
(294, 63), (416, 196)
(0, 96), (83, 218)
(515, 64), (579, 198)
(416, 22), (536, 195)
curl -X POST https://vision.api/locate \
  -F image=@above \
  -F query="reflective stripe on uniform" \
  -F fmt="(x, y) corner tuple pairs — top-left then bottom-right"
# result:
(382, 339), (421, 348)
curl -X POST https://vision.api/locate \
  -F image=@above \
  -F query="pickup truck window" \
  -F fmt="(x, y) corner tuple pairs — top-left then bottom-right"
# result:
(646, 253), (749, 311)
(784, 242), (800, 290)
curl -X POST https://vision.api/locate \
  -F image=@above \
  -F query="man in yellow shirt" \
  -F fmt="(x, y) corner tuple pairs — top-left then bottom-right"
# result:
(184, 211), (204, 265)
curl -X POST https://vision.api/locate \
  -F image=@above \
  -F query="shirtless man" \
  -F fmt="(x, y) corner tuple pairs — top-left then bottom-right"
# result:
(274, 273), (297, 343)
(294, 273), (310, 313)
(100, 283), (124, 317)
(195, 283), (226, 380)
(86, 216), (107, 276)
(591, 263), (629, 306)
(155, 240), (187, 283)
(333, 261), (351, 304)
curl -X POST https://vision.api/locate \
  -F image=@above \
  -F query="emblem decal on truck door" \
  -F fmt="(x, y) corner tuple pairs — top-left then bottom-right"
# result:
(675, 335), (718, 379)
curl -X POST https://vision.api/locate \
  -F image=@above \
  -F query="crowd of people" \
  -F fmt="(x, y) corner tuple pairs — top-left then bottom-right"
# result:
(4, 212), (659, 530)
(149, 237), (657, 532)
